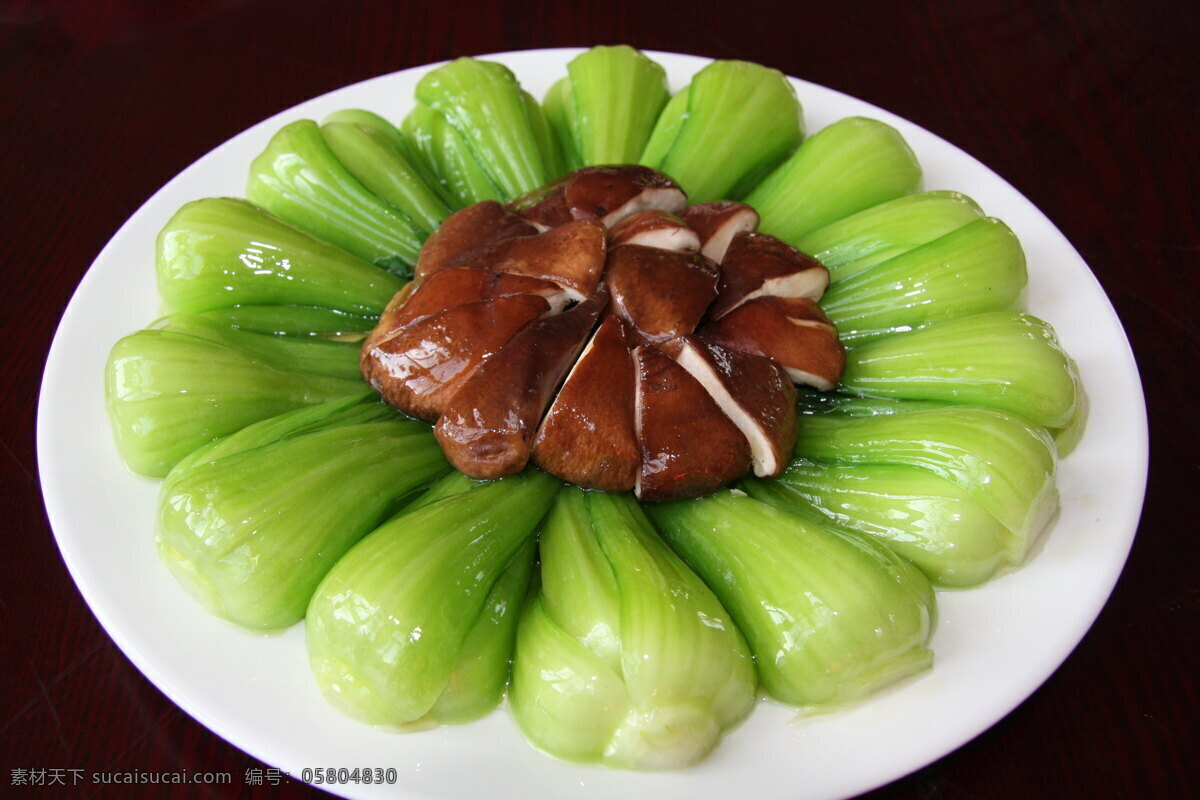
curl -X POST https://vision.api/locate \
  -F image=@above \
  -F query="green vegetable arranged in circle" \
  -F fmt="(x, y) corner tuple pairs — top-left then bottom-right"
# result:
(102, 47), (1084, 770)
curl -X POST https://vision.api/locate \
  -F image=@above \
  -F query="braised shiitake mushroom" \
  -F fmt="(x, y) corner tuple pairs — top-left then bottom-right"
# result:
(361, 165), (844, 500)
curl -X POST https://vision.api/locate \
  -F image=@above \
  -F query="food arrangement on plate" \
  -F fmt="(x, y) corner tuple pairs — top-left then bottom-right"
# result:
(103, 45), (1084, 770)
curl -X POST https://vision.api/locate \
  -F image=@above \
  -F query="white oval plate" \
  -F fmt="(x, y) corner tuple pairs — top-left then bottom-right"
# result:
(38, 49), (1147, 800)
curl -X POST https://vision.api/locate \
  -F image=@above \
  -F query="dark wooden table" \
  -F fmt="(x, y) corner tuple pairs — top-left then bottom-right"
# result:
(3, 1), (1196, 797)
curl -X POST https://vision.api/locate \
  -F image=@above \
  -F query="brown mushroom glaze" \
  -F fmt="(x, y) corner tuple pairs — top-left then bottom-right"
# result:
(680, 201), (760, 264)
(434, 287), (608, 479)
(709, 231), (830, 320)
(634, 344), (752, 501)
(508, 165), (687, 230)
(607, 210), (700, 253)
(361, 294), (549, 421)
(605, 245), (719, 345)
(384, 267), (566, 330)
(532, 315), (640, 491)
(361, 166), (845, 499)
(700, 296), (845, 391)
(415, 201), (538, 280)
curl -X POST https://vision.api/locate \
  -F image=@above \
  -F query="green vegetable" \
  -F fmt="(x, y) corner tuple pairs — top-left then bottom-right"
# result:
(323, 108), (410, 151)
(306, 470), (559, 728)
(746, 117), (921, 244)
(510, 490), (755, 769)
(431, 539), (537, 724)
(647, 491), (934, 708)
(638, 84), (689, 170)
(158, 313), (361, 379)
(795, 191), (984, 282)
(522, 90), (568, 180)
(401, 102), (503, 209)
(796, 381), (1087, 459)
(156, 197), (403, 316)
(104, 314), (365, 477)
(415, 58), (548, 199)
(380, 469), (538, 725)
(794, 390), (951, 418)
(821, 218), (1027, 343)
(1051, 381), (1088, 457)
(321, 117), (452, 234)
(324, 108), (449, 206)
(197, 305), (377, 337)
(793, 407), (1058, 562)
(157, 397), (447, 629)
(561, 45), (670, 166)
(246, 119), (424, 273)
(743, 461), (1008, 587)
(651, 60), (802, 202)
(840, 311), (1080, 429)
(403, 469), (484, 510)
(542, 76), (583, 172)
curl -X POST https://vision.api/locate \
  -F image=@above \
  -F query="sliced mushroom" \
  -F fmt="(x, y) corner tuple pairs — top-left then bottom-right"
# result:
(605, 244), (719, 344)
(381, 280), (418, 314)
(452, 218), (607, 302)
(679, 202), (760, 263)
(699, 296), (845, 391)
(371, 169), (845, 499)
(506, 175), (572, 230)
(360, 294), (550, 421)
(607, 210), (701, 253)
(709, 232), (830, 320)
(564, 166), (687, 227)
(633, 345), (753, 501)
(532, 314), (639, 491)
(506, 166), (687, 231)
(666, 336), (797, 478)
(634, 345), (752, 502)
(415, 201), (538, 280)
(435, 287), (610, 479)
(384, 267), (569, 331)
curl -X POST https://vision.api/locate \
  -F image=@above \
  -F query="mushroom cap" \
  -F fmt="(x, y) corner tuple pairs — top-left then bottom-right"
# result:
(709, 231), (830, 319)
(415, 201), (538, 280)
(532, 314), (639, 491)
(387, 266), (567, 330)
(435, 286), (610, 479)
(607, 209), (701, 253)
(700, 296), (845, 391)
(565, 165), (688, 227)
(361, 294), (550, 421)
(606, 244), (719, 344)
(506, 175), (572, 230)
(679, 201), (760, 263)
(668, 336), (797, 478)
(634, 344), (752, 501)
(453, 218), (608, 302)
(507, 165), (688, 231)
(366, 167), (844, 499)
